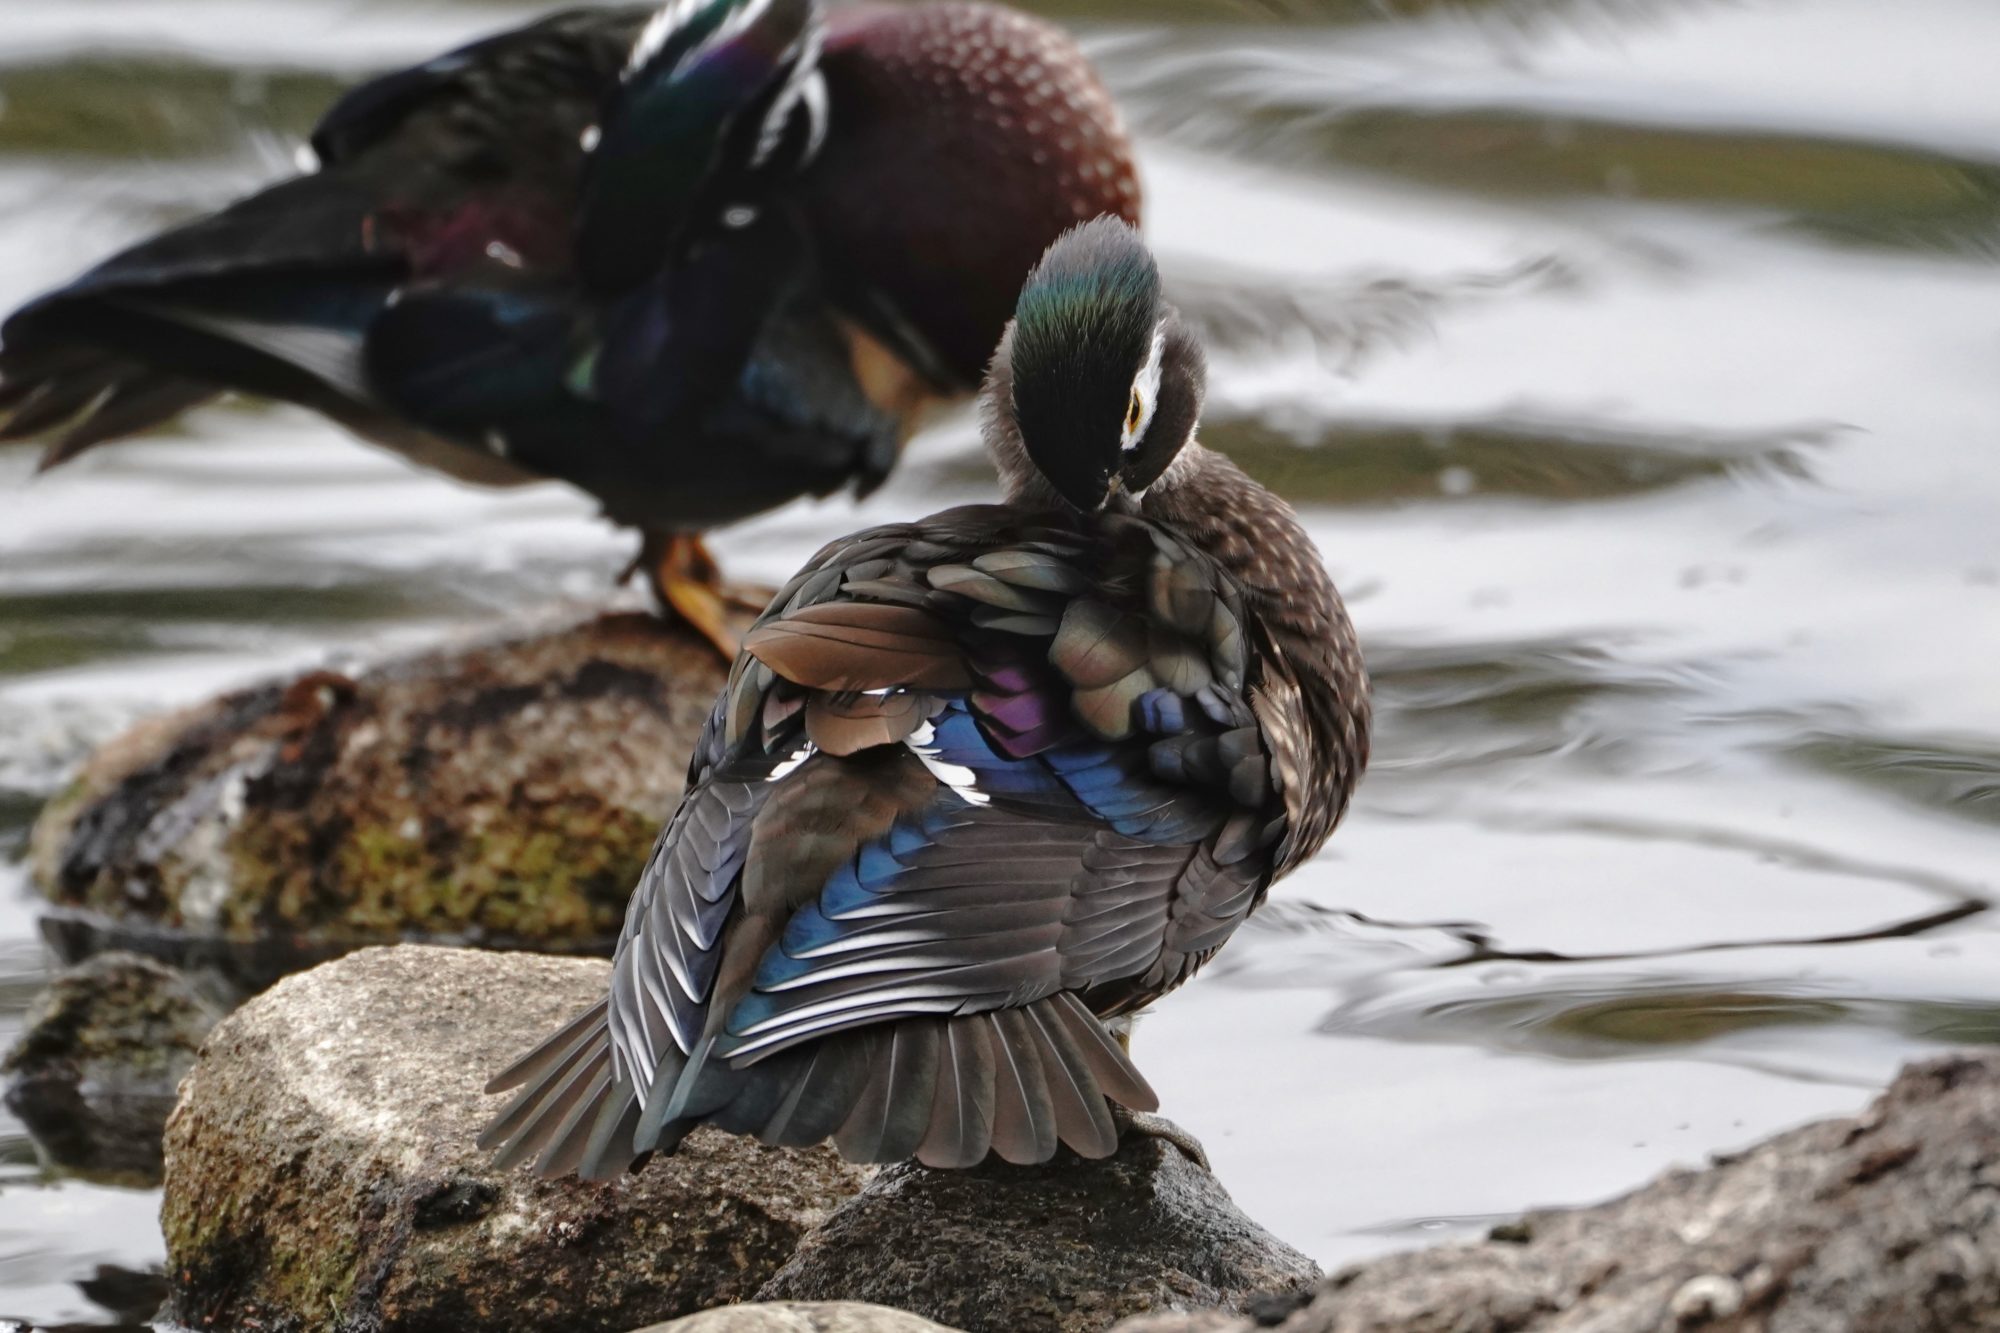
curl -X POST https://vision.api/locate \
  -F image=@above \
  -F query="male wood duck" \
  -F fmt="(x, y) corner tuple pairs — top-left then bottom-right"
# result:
(479, 217), (1370, 1175)
(0, 0), (1139, 655)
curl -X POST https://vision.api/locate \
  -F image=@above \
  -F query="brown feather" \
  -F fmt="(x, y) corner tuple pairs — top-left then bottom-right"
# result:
(746, 602), (973, 692)
(1054, 991), (1158, 1111)
(805, 691), (926, 755)
(1023, 1000), (1118, 1159)
(1052, 599), (1149, 689)
(918, 1017), (997, 1168)
(986, 1010), (1058, 1165)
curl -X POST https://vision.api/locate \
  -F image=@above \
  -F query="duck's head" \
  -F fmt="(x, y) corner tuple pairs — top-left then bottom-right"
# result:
(986, 216), (1206, 514)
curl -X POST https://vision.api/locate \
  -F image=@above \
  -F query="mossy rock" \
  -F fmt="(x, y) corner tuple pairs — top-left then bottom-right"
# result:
(3, 950), (221, 1185)
(30, 613), (727, 993)
(162, 946), (869, 1333)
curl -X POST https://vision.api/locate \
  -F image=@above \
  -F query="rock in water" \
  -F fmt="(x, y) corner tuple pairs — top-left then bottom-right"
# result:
(31, 613), (725, 993)
(756, 1134), (1319, 1333)
(635, 1304), (964, 1332)
(2, 950), (220, 1183)
(161, 945), (868, 1333)
(1110, 1054), (2000, 1333)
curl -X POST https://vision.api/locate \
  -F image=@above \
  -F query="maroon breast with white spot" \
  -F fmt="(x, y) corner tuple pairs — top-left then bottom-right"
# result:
(804, 2), (1142, 389)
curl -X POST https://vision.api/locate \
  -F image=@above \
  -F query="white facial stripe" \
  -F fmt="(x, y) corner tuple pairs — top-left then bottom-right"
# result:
(1121, 320), (1169, 454)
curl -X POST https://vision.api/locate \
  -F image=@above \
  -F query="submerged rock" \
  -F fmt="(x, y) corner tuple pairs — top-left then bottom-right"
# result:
(1111, 1054), (2000, 1333)
(161, 945), (869, 1333)
(757, 1131), (1319, 1333)
(30, 612), (725, 993)
(638, 1304), (964, 1333)
(2, 950), (220, 1184)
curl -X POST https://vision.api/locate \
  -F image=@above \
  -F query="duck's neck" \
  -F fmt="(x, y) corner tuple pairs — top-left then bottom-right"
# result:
(1146, 442), (1371, 871)
(1144, 444), (1346, 674)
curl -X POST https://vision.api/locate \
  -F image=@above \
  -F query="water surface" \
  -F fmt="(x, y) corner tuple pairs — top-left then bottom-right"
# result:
(4, 0), (2000, 1324)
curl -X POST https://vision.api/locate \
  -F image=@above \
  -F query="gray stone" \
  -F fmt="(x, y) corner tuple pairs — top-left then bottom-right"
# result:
(161, 945), (868, 1333)
(635, 1303), (964, 1333)
(31, 612), (729, 994)
(757, 1130), (1319, 1333)
(2, 950), (220, 1184)
(1110, 1053), (2000, 1333)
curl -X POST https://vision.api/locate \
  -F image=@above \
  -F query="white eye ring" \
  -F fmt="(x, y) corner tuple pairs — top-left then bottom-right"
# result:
(1122, 321), (1168, 453)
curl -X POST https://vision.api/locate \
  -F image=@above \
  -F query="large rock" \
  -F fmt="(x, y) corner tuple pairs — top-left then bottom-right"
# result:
(31, 612), (726, 993)
(1112, 1054), (2000, 1333)
(161, 945), (870, 1333)
(2, 950), (220, 1184)
(637, 1304), (964, 1332)
(757, 1133), (1319, 1333)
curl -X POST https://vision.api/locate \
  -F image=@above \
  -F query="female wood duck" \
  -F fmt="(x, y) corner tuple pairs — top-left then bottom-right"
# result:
(0, 0), (1140, 655)
(479, 217), (1370, 1175)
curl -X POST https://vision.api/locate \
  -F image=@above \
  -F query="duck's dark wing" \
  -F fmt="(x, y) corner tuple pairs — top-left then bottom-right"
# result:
(352, 0), (878, 522)
(481, 508), (1294, 1175)
(308, 7), (646, 169)
(0, 8), (645, 470)
(1, 0), (846, 508)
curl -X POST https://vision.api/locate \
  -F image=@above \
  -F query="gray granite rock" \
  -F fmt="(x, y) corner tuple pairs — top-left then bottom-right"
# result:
(161, 945), (868, 1333)
(1110, 1054), (2000, 1333)
(757, 1131), (1319, 1333)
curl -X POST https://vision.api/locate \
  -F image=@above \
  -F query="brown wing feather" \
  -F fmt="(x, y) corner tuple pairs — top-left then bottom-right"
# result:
(744, 602), (973, 692)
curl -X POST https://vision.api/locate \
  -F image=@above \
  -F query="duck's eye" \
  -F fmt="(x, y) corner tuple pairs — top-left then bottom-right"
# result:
(1125, 392), (1144, 436)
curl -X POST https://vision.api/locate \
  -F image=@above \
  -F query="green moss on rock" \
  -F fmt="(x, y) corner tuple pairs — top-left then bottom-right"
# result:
(32, 614), (729, 991)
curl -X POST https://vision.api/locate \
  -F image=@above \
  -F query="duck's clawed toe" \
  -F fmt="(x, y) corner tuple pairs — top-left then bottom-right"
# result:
(1114, 1108), (1211, 1171)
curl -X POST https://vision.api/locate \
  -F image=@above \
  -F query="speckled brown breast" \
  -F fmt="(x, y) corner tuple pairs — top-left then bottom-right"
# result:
(807, 2), (1142, 389)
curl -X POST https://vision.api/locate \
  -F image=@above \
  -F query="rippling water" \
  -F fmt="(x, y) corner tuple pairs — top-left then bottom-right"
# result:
(4, 0), (2000, 1325)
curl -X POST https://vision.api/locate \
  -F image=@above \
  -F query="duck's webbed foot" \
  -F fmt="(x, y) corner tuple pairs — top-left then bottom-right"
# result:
(632, 532), (742, 660)
(1112, 1107), (1211, 1171)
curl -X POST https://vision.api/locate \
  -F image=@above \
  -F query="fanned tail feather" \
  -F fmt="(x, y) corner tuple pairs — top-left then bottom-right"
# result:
(480, 994), (1158, 1177)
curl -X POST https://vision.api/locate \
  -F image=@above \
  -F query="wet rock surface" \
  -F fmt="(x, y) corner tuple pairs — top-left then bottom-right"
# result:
(1, 950), (220, 1184)
(1110, 1054), (2000, 1333)
(161, 945), (869, 1333)
(30, 612), (726, 993)
(757, 1131), (1319, 1333)
(637, 1303), (965, 1333)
